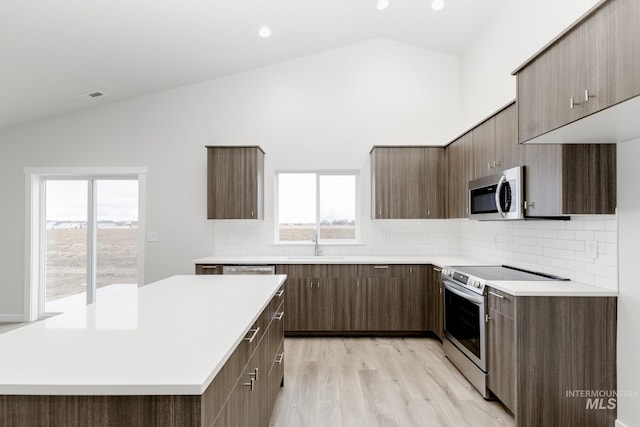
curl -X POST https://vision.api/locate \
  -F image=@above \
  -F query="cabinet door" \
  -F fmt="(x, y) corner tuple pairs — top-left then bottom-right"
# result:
(427, 266), (443, 339)
(446, 132), (472, 218)
(517, 42), (575, 143)
(487, 288), (516, 413)
(372, 147), (438, 219)
(561, 144), (617, 214)
(423, 148), (446, 218)
(494, 104), (519, 172)
(326, 265), (358, 331)
(609, 0), (640, 104)
(207, 146), (264, 219)
(472, 117), (496, 179)
(520, 144), (563, 216)
(404, 266), (428, 331)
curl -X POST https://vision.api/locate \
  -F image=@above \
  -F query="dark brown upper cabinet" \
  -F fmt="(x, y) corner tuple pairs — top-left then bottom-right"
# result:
(520, 143), (616, 216)
(514, 0), (640, 144)
(445, 132), (472, 218)
(471, 104), (520, 180)
(206, 146), (264, 219)
(446, 103), (519, 218)
(370, 146), (445, 219)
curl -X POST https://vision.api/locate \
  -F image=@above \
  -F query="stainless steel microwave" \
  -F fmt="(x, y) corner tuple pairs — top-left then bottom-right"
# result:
(468, 166), (524, 220)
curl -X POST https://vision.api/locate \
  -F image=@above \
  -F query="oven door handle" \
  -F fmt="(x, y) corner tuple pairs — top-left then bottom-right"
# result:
(443, 280), (485, 305)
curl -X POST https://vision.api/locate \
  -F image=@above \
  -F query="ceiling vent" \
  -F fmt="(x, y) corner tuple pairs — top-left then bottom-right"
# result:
(75, 90), (106, 99)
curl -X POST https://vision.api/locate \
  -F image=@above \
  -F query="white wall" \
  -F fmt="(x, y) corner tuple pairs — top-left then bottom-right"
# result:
(616, 138), (640, 427)
(460, 0), (599, 129)
(0, 38), (462, 319)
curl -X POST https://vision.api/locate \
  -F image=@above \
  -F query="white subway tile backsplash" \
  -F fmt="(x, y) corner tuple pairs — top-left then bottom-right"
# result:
(212, 215), (618, 290)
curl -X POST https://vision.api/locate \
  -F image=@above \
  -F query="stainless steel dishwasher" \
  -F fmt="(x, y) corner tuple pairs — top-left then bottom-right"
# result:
(222, 265), (276, 275)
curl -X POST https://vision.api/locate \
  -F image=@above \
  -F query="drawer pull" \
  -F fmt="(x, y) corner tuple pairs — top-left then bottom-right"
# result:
(274, 311), (284, 320)
(244, 378), (255, 391)
(433, 267), (442, 272)
(244, 327), (260, 343)
(200, 265), (217, 269)
(488, 291), (505, 299)
(373, 265), (389, 269)
(275, 353), (284, 364)
(276, 289), (284, 297)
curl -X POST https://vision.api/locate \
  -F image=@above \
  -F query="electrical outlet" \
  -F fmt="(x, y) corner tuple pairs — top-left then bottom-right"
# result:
(146, 231), (158, 242)
(585, 240), (598, 258)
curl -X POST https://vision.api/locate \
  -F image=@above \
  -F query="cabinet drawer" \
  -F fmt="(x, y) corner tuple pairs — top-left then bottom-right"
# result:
(195, 264), (223, 275)
(487, 288), (514, 319)
(358, 264), (413, 277)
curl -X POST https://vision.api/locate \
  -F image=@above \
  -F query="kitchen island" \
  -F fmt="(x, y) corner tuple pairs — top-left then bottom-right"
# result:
(0, 274), (287, 426)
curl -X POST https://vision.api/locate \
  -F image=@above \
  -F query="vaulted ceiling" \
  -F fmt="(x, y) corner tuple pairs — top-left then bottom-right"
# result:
(0, 0), (505, 130)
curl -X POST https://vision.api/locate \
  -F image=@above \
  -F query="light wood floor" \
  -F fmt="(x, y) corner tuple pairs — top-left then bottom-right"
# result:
(269, 337), (514, 427)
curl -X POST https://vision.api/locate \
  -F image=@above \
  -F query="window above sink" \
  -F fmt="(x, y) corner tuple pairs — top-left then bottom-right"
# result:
(275, 171), (360, 244)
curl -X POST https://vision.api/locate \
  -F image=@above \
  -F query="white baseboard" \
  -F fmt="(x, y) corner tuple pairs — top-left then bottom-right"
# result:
(616, 420), (628, 427)
(0, 314), (26, 322)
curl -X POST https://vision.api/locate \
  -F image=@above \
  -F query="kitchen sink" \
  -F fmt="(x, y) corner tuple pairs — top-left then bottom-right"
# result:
(286, 256), (345, 260)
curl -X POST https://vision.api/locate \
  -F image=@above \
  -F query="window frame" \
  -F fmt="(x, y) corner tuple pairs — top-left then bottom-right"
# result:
(24, 167), (147, 321)
(274, 170), (361, 245)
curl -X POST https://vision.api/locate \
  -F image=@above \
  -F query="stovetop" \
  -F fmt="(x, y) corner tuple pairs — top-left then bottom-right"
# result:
(441, 265), (568, 294)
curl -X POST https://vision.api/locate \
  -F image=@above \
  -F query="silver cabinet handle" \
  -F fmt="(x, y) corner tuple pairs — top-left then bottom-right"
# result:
(274, 311), (284, 320)
(244, 327), (260, 343)
(488, 291), (505, 299)
(485, 314), (493, 323)
(433, 267), (442, 272)
(276, 289), (284, 297)
(248, 367), (259, 381)
(373, 265), (389, 269)
(244, 378), (255, 391)
(275, 353), (284, 364)
(200, 265), (217, 269)
(570, 97), (581, 109)
(487, 162), (492, 170)
(251, 210), (254, 217)
(585, 89), (595, 102)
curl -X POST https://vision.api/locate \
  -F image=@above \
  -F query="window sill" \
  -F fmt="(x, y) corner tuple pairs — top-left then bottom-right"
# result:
(272, 241), (364, 246)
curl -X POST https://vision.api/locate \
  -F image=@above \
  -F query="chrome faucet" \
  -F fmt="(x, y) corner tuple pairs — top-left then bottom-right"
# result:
(312, 229), (321, 256)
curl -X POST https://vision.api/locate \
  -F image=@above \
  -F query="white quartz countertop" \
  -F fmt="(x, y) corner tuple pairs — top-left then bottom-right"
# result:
(0, 274), (286, 396)
(193, 255), (489, 268)
(193, 255), (617, 297)
(485, 280), (617, 297)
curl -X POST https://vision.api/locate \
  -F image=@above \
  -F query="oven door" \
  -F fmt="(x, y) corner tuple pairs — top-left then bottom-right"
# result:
(443, 279), (487, 372)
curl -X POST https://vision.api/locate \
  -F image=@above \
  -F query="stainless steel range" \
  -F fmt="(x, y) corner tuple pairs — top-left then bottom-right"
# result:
(440, 265), (565, 398)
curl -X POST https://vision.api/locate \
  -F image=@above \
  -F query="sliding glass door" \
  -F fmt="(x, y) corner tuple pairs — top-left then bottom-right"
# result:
(43, 178), (139, 313)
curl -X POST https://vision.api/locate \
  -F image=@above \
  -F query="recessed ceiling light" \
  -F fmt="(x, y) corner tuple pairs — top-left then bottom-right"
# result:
(259, 26), (272, 38)
(431, 0), (444, 11)
(377, 0), (390, 10)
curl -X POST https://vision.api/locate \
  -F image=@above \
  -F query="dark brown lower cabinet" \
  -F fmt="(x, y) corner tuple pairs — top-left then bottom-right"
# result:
(487, 287), (516, 413)
(213, 285), (285, 427)
(486, 287), (617, 427)
(427, 266), (443, 340)
(195, 264), (223, 275)
(278, 264), (428, 334)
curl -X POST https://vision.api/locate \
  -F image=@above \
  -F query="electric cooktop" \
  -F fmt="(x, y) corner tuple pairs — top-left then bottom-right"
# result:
(441, 265), (568, 294)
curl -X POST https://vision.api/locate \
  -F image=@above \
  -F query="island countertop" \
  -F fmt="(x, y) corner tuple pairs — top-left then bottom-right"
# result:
(0, 274), (286, 396)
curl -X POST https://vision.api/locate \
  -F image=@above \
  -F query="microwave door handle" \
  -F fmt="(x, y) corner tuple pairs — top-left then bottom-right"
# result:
(495, 175), (507, 218)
